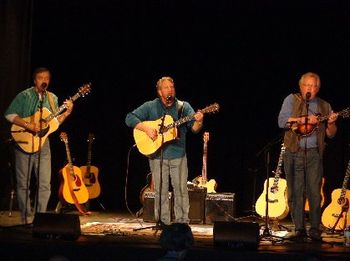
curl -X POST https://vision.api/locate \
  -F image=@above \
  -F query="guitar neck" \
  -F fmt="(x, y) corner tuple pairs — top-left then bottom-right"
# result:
(340, 160), (350, 199)
(272, 145), (285, 186)
(163, 114), (195, 132)
(202, 143), (208, 182)
(64, 143), (75, 175)
(45, 92), (83, 122)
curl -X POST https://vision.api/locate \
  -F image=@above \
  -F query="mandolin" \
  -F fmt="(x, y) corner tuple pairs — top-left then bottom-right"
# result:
(291, 107), (350, 137)
(58, 132), (89, 205)
(80, 133), (101, 199)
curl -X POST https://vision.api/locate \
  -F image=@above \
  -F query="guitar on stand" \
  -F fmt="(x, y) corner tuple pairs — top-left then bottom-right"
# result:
(58, 132), (89, 214)
(305, 177), (325, 212)
(80, 133), (101, 199)
(255, 143), (289, 231)
(321, 158), (350, 231)
(192, 132), (217, 193)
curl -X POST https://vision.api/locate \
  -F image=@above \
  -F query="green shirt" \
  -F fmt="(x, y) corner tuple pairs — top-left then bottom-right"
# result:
(4, 87), (58, 118)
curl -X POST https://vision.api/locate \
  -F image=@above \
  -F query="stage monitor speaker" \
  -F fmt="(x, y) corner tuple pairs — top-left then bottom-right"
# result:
(32, 213), (81, 240)
(213, 221), (260, 250)
(205, 192), (236, 224)
(188, 188), (206, 224)
(143, 192), (172, 222)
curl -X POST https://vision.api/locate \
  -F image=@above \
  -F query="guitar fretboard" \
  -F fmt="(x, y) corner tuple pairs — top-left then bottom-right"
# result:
(340, 159), (350, 200)
(272, 144), (285, 188)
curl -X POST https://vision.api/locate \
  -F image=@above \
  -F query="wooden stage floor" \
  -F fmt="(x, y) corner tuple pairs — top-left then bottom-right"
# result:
(1, 209), (350, 261)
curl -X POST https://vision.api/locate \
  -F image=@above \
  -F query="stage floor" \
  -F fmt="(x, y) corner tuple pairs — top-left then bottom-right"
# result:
(1, 210), (350, 260)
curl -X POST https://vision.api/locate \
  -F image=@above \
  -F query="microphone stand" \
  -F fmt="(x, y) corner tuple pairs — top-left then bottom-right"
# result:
(134, 113), (167, 232)
(34, 92), (45, 217)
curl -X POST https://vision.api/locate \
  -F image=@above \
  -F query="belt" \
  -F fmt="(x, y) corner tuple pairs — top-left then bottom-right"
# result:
(297, 147), (318, 152)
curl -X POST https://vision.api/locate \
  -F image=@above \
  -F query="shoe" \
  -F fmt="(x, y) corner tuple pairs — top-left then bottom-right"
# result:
(309, 228), (322, 242)
(284, 229), (306, 240)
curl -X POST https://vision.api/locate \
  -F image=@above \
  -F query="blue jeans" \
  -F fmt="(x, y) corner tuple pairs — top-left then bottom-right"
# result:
(284, 148), (322, 231)
(149, 155), (190, 225)
(14, 140), (52, 219)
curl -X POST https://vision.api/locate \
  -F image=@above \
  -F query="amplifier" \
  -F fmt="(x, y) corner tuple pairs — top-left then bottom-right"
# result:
(205, 192), (236, 224)
(143, 192), (172, 222)
(188, 188), (206, 224)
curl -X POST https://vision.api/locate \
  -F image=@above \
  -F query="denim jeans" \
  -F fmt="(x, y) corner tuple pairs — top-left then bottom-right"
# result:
(149, 155), (190, 225)
(14, 139), (52, 219)
(284, 148), (322, 231)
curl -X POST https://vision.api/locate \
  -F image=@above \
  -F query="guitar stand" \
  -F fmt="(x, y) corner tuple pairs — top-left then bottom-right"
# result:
(328, 203), (349, 234)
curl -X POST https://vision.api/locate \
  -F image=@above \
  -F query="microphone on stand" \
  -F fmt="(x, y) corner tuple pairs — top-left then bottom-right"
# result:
(166, 95), (173, 104)
(305, 92), (311, 102)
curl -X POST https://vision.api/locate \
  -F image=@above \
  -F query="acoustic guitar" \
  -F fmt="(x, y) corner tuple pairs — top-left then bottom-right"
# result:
(133, 103), (220, 156)
(59, 132), (89, 205)
(80, 133), (101, 199)
(321, 158), (350, 230)
(192, 132), (217, 193)
(11, 84), (91, 153)
(290, 107), (350, 137)
(255, 143), (289, 219)
(304, 177), (325, 212)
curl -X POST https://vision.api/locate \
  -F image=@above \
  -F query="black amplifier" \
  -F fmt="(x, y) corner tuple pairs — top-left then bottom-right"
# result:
(205, 192), (236, 224)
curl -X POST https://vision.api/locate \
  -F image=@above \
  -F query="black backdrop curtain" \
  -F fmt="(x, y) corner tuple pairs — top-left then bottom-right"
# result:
(0, 0), (32, 209)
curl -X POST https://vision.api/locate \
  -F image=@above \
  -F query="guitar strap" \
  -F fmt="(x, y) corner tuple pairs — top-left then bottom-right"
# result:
(176, 100), (184, 119)
(47, 91), (58, 114)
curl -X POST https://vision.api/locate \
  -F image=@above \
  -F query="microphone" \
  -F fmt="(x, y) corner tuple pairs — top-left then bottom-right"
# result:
(306, 92), (311, 101)
(166, 95), (173, 103)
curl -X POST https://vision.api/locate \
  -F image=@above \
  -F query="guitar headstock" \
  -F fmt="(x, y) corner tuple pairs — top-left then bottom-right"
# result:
(203, 132), (210, 143)
(60, 132), (68, 144)
(78, 83), (92, 97)
(339, 107), (350, 118)
(87, 132), (95, 143)
(201, 103), (220, 114)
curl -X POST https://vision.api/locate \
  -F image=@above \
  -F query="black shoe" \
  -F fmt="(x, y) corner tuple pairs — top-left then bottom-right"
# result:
(308, 228), (322, 242)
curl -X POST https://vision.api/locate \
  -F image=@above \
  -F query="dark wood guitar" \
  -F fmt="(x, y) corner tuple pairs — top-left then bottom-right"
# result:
(255, 143), (289, 219)
(11, 84), (91, 153)
(80, 133), (101, 199)
(291, 107), (350, 137)
(321, 158), (350, 230)
(133, 103), (219, 156)
(192, 132), (217, 193)
(59, 132), (89, 205)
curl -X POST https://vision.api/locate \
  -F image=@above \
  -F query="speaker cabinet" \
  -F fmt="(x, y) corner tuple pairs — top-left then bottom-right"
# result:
(32, 213), (81, 240)
(143, 192), (172, 222)
(205, 192), (236, 224)
(213, 221), (260, 250)
(188, 188), (206, 224)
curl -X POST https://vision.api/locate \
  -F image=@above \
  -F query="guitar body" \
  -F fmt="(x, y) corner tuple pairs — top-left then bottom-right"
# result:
(133, 115), (177, 156)
(80, 165), (101, 199)
(321, 189), (350, 230)
(255, 177), (289, 219)
(59, 164), (89, 205)
(11, 107), (59, 153)
(193, 176), (217, 193)
(305, 177), (325, 211)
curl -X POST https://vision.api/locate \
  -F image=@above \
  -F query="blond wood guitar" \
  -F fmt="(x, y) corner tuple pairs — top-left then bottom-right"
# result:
(59, 132), (89, 205)
(133, 103), (220, 156)
(11, 84), (91, 153)
(80, 133), (101, 199)
(193, 132), (217, 193)
(304, 177), (325, 211)
(322, 158), (350, 230)
(255, 143), (289, 219)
